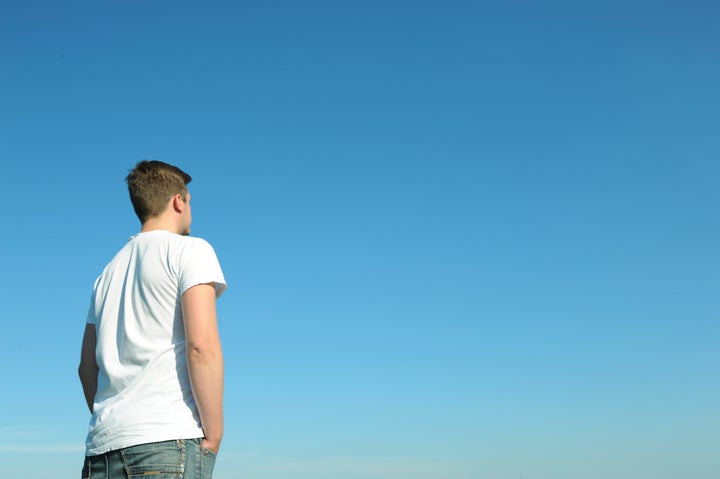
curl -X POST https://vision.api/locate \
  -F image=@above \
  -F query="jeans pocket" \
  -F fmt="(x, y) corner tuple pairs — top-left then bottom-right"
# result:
(122, 440), (185, 478)
(200, 446), (218, 460)
(185, 438), (217, 478)
(200, 445), (217, 478)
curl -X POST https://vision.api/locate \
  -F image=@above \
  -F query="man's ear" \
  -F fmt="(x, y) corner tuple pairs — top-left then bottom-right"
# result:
(172, 194), (185, 213)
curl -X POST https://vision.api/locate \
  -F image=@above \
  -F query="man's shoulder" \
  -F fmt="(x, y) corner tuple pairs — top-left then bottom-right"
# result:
(122, 231), (220, 263)
(178, 234), (215, 249)
(172, 235), (220, 260)
(137, 230), (213, 247)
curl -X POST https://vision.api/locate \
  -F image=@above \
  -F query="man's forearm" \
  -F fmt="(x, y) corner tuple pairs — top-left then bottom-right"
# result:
(79, 363), (98, 413)
(79, 324), (99, 414)
(187, 343), (224, 451)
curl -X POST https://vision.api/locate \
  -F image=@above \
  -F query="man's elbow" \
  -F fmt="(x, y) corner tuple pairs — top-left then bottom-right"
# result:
(187, 343), (221, 358)
(187, 340), (223, 362)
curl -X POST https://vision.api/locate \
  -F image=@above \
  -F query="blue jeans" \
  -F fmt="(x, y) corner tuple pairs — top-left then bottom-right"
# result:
(81, 438), (217, 478)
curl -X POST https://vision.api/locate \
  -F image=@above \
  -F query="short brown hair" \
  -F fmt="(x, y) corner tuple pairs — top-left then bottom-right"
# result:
(126, 160), (192, 223)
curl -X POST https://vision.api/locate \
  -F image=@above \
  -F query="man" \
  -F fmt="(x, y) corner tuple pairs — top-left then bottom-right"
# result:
(78, 160), (227, 478)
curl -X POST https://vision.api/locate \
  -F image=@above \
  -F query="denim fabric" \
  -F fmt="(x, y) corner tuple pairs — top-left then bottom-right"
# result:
(185, 438), (217, 479)
(82, 438), (216, 479)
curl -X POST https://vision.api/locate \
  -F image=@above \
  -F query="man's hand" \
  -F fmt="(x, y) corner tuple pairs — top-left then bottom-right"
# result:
(202, 437), (221, 454)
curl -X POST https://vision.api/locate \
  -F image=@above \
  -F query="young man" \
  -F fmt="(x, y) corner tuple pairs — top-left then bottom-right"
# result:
(78, 160), (227, 478)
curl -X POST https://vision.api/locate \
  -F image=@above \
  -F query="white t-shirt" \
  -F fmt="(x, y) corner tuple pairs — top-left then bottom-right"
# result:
(85, 230), (227, 456)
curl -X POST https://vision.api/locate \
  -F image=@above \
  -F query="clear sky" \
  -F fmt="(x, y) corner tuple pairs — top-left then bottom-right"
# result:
(1, 1), (718, 478)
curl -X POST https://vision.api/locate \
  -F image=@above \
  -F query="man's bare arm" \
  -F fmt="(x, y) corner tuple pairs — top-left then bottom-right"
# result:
(182, 283), (224, 453)
(78, 323), (99, 413)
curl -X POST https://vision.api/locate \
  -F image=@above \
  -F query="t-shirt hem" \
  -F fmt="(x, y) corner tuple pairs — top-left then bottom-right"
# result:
(85, 430), (204, 456)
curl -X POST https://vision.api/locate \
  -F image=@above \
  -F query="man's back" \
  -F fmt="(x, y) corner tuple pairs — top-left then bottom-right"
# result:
(86, 230), (226, 456)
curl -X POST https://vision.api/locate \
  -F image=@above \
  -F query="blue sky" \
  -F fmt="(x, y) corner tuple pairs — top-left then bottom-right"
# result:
(1, 1), (718, 478)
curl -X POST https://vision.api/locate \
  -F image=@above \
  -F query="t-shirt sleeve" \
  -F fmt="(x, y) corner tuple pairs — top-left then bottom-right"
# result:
(179, 238), (227, 298)
(86, 278), (99, 325)
(86, 301), (96, 325)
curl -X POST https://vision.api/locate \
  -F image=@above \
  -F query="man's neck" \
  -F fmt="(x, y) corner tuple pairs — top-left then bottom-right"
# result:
(140, 217), (180, 234)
